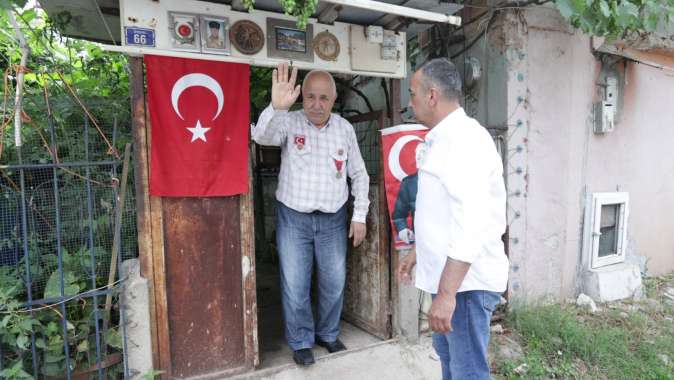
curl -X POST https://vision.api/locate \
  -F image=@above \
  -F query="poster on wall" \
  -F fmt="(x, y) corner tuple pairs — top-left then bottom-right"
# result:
(380, 124), (429, 250)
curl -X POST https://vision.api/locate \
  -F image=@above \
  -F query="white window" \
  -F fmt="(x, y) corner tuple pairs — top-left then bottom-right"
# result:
(586, 192), (629, 269)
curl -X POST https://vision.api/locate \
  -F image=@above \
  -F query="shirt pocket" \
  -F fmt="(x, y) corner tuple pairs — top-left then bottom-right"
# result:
(289, 141), (312, 169)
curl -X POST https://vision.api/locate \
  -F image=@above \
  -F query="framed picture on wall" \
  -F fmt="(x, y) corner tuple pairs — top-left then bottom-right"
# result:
(266, 18), (314, 62)
(200, 16), (230, 55)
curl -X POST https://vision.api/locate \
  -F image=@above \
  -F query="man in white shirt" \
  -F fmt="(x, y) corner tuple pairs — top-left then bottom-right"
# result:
(397, 58), (509, 380)
(253, 63), (369, 366)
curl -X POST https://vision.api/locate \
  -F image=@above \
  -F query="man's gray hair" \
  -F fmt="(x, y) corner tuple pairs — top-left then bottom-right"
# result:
(302, 70), (337, 98)
(418, 58), (462, 101)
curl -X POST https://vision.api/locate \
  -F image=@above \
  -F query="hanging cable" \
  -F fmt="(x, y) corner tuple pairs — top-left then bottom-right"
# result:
(91, 0), (118, 46)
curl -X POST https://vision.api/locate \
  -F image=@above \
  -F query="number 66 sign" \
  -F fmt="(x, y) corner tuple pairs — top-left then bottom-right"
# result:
(125, 27), (156, 47)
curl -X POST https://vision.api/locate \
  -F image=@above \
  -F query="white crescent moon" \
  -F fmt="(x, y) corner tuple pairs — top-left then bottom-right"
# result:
(171, 73), (224, 120)
(388, 135), (423, 182)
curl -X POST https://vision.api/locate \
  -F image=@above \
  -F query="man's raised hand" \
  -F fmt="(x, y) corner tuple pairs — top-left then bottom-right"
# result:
(271, 62), (301, 111)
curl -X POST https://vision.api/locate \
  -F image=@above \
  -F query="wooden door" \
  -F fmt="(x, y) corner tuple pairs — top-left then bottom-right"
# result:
(342, 111), (392, 339)
(129, 57), (257, 379)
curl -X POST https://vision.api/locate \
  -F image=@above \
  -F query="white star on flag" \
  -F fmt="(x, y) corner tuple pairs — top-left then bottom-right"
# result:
(187, 120), (210, 142)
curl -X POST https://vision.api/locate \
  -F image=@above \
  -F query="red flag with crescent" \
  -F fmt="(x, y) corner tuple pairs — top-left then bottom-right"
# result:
(380, 124), (429, 250)
(145, 55), (249, 196)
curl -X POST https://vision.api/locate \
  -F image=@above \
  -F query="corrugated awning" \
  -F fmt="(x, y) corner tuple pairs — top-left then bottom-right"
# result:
(38, 0), (462, 44)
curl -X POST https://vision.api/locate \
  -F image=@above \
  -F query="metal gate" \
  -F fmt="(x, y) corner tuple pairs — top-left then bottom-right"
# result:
(0, 110), (136, 379)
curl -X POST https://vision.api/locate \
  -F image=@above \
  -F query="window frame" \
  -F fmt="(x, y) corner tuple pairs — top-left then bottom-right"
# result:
(588, 192), (629, 269)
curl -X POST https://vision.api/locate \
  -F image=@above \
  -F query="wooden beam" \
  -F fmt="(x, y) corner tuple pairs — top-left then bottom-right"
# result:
(241, 144), (259, 368)
(145, 99), (172, 379)
(129, 57), (160, 370)
(103, 45), (407, 79)
(377, 111), (393, 337)
(387, 78), (421, 342)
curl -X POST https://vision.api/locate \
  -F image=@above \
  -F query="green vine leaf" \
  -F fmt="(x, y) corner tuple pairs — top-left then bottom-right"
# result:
(554, 0), (674, 39)
(0, 361), (33, 379)
(240, 0), (317, 29)
(16, 334), (29, 350)
(598, 0), (610, 17)
(44, 270), (81, 299)
(76, 339), (89, 353)
(105, 328), (123, 349)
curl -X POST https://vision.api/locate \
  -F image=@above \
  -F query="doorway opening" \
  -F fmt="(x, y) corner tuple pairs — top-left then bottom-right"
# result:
(249, 73), (392, 368)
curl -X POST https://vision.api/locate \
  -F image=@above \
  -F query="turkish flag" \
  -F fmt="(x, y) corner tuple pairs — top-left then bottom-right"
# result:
(380, 124), (428, 250)
(145, 55), (249, 196)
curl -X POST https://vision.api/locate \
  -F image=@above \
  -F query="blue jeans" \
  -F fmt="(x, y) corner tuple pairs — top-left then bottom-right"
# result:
(432, 290), (501, 380)
(276, 201), (348, 351)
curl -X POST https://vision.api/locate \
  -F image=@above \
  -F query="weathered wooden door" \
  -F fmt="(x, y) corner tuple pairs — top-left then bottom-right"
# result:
(342, 111), (392, 339)
(129, 57), (257, 379)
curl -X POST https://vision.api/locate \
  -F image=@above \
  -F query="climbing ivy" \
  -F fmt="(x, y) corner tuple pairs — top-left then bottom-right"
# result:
(554, 0), (674, 39)
(241, 0), (318, 29)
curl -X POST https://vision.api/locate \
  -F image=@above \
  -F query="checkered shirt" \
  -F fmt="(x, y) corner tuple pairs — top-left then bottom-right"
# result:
(252, 105), (370, 223)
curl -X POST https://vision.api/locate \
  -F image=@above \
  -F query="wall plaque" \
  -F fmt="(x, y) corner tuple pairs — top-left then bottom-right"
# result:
(229, 20), (264, 55)
(314, 30), (340, 61)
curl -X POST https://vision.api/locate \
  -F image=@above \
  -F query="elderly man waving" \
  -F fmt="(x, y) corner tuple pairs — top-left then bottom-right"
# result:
(252, 63), (369, 366)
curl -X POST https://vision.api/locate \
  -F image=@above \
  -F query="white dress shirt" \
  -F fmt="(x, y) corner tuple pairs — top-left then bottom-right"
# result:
(414, 107), (509, 294)
(252, 104), (370, 222)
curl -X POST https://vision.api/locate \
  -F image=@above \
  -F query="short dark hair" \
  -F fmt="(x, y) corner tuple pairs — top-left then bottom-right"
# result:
(418, 58), (462, 101)
(209, 21), (220, 29)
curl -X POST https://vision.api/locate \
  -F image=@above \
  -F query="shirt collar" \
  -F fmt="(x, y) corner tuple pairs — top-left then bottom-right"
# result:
(426, 107), (466, 140)
(303, 112), (333, 131)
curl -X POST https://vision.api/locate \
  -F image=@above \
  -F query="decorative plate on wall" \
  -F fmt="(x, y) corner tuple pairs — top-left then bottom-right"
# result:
(229, 20), (264, 55)
(313, 30), (340, 61)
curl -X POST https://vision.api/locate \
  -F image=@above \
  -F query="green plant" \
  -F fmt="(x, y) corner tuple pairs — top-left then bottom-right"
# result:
(0, 7), (131, 166)
(0, 268), (42, 377)
(554, 0), (674, 39)
(0, 5), (134, 377)
(139, 369), (165, 380)
(241, 0), (318, 29)
(1, 242), (124, 378)
(496, 302), (674, 379)
(250, 66), (273, 120)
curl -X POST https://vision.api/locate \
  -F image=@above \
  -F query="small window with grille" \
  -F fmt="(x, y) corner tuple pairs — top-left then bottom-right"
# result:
(587, 192), (629, 269)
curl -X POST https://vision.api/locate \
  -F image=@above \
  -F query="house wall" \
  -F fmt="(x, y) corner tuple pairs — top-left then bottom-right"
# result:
(501, 7), (674, 302)
(345, 5), (674, 305)
(584, 61), (674, 276)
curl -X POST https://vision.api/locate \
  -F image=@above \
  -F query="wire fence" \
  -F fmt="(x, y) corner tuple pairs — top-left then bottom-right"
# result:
(0, 113), (136, 379)
(352, 118), (381, 184)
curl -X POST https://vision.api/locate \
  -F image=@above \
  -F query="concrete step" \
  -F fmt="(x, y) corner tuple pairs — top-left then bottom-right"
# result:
(228, 337), (439, 380)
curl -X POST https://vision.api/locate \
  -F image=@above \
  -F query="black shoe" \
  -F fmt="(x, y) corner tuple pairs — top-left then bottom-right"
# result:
(315, 337), (347, 353)
(293, 348), (315, 366)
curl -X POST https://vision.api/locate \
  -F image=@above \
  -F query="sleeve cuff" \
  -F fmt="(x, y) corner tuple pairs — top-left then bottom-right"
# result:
(269, 104), (289, 114)
(447, 240), (480, 264)
(351, 213), (367, 224)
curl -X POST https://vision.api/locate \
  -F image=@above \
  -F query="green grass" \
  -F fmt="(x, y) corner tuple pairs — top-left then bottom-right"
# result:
(493, 275), (674, 379)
